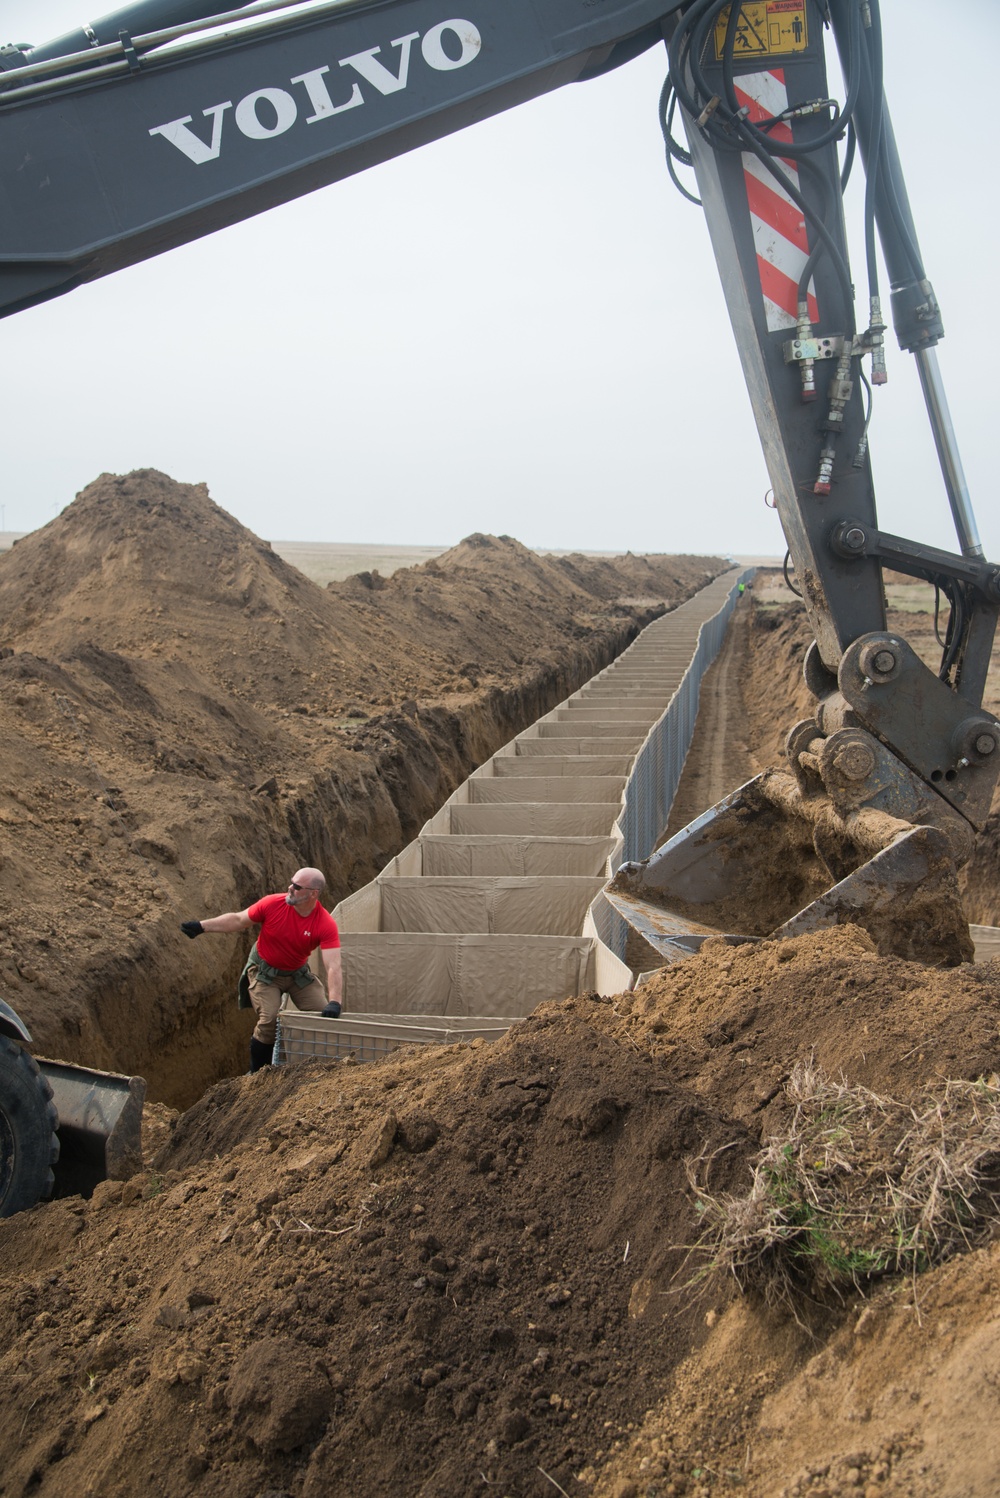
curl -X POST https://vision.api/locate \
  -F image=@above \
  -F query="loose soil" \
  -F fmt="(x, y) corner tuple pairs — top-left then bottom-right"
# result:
(1, 493), (999, 1498)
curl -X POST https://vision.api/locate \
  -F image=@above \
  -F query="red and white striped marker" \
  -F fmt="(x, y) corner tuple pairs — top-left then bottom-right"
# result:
(735, 68), (818, 333)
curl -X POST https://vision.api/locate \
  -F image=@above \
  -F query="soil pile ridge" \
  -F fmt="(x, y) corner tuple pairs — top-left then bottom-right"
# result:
(1, 471), (722, 714)
(330, 531), (723, 689)
(426, 534), (710, 606)
(435, 531), (582, 582)
(1, 927), (998, 1497)
(0, 469), (307, 631)
(0, 470), (461, 701)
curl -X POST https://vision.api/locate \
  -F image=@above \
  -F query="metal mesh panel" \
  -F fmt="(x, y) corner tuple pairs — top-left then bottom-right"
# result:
(612, 571), (751, 866)
(275, 1008), (519, 1067)
(275, 1020), (399, 1065)
(586, 889), (629, 963)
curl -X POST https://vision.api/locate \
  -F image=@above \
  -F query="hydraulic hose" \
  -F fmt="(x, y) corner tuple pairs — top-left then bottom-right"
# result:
(668, 0), (859, 331)
(861, 0), (884, 300)
(658, 78), (702, 205)
(840, 121), (857, 191)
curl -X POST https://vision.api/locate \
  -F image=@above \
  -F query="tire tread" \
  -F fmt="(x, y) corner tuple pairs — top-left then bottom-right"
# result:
(0, 1034), (61, 1216)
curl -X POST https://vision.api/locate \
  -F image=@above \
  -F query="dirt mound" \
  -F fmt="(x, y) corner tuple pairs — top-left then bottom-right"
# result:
(618, 925), (1000, 1132)
(594, 917), (1000, 1474)
(0, 468), (308, 637)
(550, 551), (712, 605)
(0, 471), (512, 706)
(330, 531), (722, 690)
(1, 928), (998, 1497)
(0, 999), (752, 1498)
(594, 1234), (1000, 1498)
(428, 535), (705, 605)
(2, 472), (719, 713)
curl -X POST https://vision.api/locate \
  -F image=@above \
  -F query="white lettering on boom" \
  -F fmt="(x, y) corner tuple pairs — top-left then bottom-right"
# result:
(148, 100), (232, 164)
(289, 66), (362, 122)
(147, 18), (483, 165)
(339, 33), (419, 95)
(421, 20), (481, 70)
(234, 87), (298, 139)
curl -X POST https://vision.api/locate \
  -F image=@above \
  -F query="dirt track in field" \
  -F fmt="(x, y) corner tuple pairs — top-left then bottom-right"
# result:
(662, 591), (756, 842)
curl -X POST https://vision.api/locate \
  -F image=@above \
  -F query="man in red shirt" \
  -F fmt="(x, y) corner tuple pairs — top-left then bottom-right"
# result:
(181, 867), (342, 1072)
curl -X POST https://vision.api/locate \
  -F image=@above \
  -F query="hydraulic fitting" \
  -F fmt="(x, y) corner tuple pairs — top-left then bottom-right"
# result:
(795, 300), (817, 402)
(782, 327), (840, 405)
(813, 441), (836, 496)
(813, 350), (854, 494)
(867, 295), (887, 385)
(890, 276), (944, 353)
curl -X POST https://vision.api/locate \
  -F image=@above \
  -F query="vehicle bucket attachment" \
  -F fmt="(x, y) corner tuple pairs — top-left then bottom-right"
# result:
(38, 1060), (146, 1199)
(606, 768), (975, 971)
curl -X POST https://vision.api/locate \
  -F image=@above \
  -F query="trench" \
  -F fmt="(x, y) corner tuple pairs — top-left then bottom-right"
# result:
(134, 619), (651, 1108)
(102, 583), (1000, 1112)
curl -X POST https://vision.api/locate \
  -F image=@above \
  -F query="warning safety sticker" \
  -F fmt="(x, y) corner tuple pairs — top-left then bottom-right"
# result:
(714, 1), (808, 59)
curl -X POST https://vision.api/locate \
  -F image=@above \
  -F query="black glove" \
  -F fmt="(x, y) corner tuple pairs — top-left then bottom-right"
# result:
(180, 920), (204, 939)
(322, 1001), (342, 1018)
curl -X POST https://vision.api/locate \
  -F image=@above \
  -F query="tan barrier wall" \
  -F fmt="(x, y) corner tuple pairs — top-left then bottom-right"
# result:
(491, 755), (632, 778)
(417, 835), (615, 877)
(337, 932), (594, 1017)
(508, 737), (641, 757)
(467, 777), (624, 804)
(377, 876), (604, 936)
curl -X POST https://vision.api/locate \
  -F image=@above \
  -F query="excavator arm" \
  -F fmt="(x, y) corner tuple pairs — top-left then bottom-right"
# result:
(658, 2), (1000, 821)
(603, 2), (1000, 968)
(2, 3), (997, 962)
(0, 0), (673, 314)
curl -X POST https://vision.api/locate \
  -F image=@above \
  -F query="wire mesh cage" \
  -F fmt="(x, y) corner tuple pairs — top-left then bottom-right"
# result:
(274, 1001), (521, 1067)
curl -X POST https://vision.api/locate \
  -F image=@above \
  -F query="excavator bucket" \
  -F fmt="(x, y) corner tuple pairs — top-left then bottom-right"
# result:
(38, 1059), (146, 1199)
(606, 770), (975, 972)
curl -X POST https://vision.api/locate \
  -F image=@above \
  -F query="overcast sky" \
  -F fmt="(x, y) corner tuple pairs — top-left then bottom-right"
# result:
(0, 0), (994, 559)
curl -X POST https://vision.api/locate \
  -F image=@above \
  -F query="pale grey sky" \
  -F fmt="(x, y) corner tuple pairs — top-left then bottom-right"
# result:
(0, 0), (994, 560)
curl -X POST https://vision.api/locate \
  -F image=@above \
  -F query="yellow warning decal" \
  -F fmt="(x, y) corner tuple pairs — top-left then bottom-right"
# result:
(714, 0), (808, 59)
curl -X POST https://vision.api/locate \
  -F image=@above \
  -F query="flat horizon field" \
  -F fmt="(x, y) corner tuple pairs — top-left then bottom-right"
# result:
(0, 531), (776, 586)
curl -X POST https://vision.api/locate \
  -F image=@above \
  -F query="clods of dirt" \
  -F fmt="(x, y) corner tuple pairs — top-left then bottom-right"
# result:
(1, 928), (999, 1497)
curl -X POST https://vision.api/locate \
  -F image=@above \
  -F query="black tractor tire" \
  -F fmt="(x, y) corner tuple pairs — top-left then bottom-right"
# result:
(0, 1035), (59, 1217)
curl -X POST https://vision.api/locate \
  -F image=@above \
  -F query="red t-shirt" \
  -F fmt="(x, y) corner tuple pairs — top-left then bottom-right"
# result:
(247, 893), (340, 971)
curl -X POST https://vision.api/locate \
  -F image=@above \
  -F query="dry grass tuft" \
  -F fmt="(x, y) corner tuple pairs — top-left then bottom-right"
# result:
(686, 1062), (1000, 1308)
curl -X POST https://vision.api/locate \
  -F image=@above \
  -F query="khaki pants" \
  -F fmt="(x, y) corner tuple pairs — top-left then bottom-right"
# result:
(249, 970), (328, 1046)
